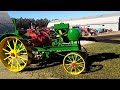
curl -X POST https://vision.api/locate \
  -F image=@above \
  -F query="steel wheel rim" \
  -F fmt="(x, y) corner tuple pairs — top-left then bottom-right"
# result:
(63, 52), (85, 75)
(0, 37), (28, 72)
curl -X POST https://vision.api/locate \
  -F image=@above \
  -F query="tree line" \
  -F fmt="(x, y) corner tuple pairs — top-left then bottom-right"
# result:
(12, 17), (50, 30)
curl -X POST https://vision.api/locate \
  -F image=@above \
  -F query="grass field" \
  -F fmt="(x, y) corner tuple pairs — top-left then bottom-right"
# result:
(0, 42), (120, 79)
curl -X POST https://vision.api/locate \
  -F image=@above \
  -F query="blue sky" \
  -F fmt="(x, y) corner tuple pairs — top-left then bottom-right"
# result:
(8, 11), (120, 20)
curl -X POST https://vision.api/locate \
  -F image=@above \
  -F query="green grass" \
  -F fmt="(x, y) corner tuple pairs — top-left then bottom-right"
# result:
(111, 38), (120, 40)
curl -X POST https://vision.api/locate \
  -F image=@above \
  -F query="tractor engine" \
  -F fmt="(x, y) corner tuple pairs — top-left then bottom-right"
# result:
(53, 23), (82, 45)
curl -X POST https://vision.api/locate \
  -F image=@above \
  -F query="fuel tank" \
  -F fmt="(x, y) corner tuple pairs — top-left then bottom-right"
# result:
(67, 28), (81, 41)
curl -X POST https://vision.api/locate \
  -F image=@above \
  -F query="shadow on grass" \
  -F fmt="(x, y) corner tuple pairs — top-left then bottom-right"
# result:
(23, 55), (63, 71)
(23, 53), (120, 74)
(84, 53), (120, 74)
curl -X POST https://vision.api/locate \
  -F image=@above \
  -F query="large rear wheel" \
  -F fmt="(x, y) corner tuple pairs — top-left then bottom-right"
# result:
(0, 36), (32, 72)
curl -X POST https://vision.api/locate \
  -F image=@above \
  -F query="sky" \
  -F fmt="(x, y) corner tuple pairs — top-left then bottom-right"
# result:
(8, 11), (120, 21)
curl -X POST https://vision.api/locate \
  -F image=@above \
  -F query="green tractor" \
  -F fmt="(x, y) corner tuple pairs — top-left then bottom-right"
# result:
(0, 12), (87, 75)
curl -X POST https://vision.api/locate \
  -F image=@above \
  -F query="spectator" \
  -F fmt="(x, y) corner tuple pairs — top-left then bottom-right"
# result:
(90, 29), (97, 36)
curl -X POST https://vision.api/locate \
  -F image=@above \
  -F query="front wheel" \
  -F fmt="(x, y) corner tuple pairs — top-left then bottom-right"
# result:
(63, 52), (85, 75)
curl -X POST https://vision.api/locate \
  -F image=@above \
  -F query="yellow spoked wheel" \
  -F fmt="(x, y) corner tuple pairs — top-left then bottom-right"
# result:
(0, 36), (30, 72)
(63, 52), (85, 75)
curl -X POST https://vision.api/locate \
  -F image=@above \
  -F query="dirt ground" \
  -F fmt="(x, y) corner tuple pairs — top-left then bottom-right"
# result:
(0, 60), (61, 79)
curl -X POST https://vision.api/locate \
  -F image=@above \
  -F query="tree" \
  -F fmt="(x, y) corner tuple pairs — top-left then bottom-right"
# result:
(11, 17), (50, 30)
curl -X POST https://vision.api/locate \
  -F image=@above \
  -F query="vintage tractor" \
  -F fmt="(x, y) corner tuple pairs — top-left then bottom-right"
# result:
(0, 12), (87, 75)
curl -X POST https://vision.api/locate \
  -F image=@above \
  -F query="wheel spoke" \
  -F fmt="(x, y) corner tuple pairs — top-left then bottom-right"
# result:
(72, 54), (74, 61)
(5, 53), (10, 55)
(15, 59), (21, 69)
(65, 63), (71, 66)
(76, 67), (81, 72)
(7, 40), (12, 50)
(77, 62), (84, 67)
(13, 40), (15, 49)
(18, 56), (27, 65)
(21, 59), (26, 65)
(13, 39), (18, 50)
(70, 67), (74, 72)
(3, 48), (10, 53)
(19, 47), (26, 52)
(16, 61), (19, 69)
(10, 58), (14, 69)
(15, 39), (18, 48)
(76, 62), (84, 65)
(76, 58), (81, 62)
(18, 56), (27, 60)
(66, 59), (72, 62)
(20, 52), (27, 55)
(8, 59), (12, 65)
(67, 56), (73, 62)
(4, 56), (11, 60)
(74, 68), (77, 73)
(19, 43), (23, 49)
(74, 55), (77, 61)
(67, 65), (71, 69)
